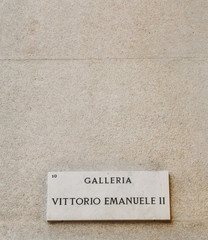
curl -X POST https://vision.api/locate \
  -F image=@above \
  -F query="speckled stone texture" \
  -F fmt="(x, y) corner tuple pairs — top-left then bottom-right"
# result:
(0, 0), (208, 239)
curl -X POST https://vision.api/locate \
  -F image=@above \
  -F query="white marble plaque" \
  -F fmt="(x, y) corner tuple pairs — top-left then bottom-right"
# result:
(47, 171), (170, 221)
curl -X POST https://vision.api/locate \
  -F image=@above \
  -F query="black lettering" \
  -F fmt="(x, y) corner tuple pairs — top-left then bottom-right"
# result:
(126, 177), (132, 184)
(109, 197), (118, 205)
(92, 178), (98, 184)
(94, 198), (101, 205)
(133, 197), (139, 204)
(126, 197), (132, 204)
(105, 197), (109, 205)
(140, 197), (144, 204)
(84, 177), (91, 184)
(145, 197), (150, 204)
(84, 198), (89, 205)
(70, 197), (75, 205)
(119, 198), (125, 205)
(151, 197), (156, 204)
(116, 177), (121, 183)
(52, 198), (59, 205)
(76, 198), (83, 205)
(159, 197), (165, 204)
(63, 198), (68, 205)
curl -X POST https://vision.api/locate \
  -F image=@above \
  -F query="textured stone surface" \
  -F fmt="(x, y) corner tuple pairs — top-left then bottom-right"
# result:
(0, 0), (208, 239)
(0, 60), (208, 238)
(0, 221), (208, 240)
(0, 0), (208, 59)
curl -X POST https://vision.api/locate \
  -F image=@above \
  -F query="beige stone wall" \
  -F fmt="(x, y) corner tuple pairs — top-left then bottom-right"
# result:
(0, 1), (208, 239)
